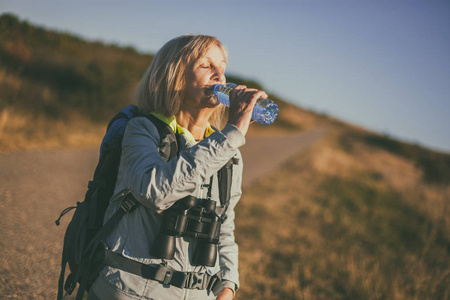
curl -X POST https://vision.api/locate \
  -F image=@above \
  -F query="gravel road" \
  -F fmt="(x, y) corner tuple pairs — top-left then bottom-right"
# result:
(0, 128), (324, 299)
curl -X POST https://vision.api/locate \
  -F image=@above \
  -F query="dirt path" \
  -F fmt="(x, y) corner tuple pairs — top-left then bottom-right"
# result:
(0, 128), (325, 299)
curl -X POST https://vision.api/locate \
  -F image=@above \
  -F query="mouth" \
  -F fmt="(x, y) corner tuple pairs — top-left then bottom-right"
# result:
(203, 85), (216, 97)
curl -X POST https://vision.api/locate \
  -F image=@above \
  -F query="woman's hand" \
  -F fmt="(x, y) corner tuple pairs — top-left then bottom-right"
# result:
(227, 85), (268, 136)
(216, 287), (234, 300)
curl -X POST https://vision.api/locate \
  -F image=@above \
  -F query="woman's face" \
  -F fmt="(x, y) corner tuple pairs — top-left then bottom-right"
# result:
(183, 45), (227, 108)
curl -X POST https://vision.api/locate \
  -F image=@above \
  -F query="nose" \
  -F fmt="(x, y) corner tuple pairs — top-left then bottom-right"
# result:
(212, 66), (225, 84)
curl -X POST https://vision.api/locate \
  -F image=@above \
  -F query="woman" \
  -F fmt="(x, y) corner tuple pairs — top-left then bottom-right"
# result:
(88, 35), (268, 300)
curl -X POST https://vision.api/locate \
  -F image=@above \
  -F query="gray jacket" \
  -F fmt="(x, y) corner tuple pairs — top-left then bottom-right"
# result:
(90, 117), (245, 300)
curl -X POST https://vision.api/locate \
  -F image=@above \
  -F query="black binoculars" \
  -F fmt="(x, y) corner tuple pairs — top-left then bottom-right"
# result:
(150, 196), (223, 267)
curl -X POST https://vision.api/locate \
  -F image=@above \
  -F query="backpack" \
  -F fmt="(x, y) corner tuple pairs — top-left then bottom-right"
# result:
(55, 105), (179, 300)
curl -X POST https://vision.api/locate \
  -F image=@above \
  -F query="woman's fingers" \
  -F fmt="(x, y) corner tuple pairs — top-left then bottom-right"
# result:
(229, 85), (247, 101)
(230, 85), (268, 103)
(227, 85), (268, 136)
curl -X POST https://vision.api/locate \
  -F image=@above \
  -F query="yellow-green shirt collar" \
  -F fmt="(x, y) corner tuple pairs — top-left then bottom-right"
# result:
(151, 113), (215, 144)
(151, 113), (177, 133)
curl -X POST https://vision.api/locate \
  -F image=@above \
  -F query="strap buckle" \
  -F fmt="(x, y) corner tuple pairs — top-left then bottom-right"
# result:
(186, 272), (207, 290)
(162, 271), (173, 285)
(155, 264), (174, 285)
(120, 193), (137, 212)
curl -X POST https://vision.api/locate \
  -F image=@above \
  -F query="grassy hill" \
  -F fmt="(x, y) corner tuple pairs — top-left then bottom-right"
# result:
(1, 14), (449, 299)
(236, 125), (450, 299)
(0, 13), (155, 151)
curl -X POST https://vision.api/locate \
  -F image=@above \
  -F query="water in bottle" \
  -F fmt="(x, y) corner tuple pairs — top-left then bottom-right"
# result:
(212, 83), (279, 125)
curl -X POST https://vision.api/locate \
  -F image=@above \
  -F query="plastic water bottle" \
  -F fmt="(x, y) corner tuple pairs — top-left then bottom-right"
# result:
(212, 83), (279, 125)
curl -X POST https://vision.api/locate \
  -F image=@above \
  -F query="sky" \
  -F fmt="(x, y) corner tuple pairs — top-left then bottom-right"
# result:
(2, 0), (450, 153)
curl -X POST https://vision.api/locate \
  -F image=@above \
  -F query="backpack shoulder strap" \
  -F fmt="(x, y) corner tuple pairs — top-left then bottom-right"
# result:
(217, 157), (239, 207)
(210, 125), (239, 208)
(139, 113), (179, 162)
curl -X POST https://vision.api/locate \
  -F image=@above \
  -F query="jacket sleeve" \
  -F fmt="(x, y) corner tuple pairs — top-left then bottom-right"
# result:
(120, 117), (245, 211)
(218, 150), (243, 291)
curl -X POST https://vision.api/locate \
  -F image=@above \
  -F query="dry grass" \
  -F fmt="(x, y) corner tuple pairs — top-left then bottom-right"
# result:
(0, 108), (105, 152)
(235, 128), (450, 300)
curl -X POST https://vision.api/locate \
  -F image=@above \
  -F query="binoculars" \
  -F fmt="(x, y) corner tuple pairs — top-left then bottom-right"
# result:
(150, 196), (223, 267)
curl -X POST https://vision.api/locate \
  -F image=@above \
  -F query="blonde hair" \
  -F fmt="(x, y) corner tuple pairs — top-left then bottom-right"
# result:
(135, 35), (227, 128)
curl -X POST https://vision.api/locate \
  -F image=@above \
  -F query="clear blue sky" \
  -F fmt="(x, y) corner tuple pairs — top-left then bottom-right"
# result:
(2, 0), (450, 152)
